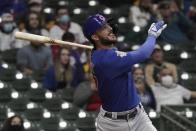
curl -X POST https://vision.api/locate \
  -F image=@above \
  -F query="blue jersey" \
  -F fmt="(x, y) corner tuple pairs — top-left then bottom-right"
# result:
(91, 36), (156, 112)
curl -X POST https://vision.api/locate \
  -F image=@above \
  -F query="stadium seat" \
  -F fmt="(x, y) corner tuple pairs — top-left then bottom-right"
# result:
(118, 23), (133, 35)
(31, 71), (45, 82)
(25, 108), (43, 122)
(27, 88), (46, 103)
(0, 107), (7, 122)
(76, 117), (96, 131)
(61, 88), (74, 102)
(43, 98), (62, 112)
(60, 127), (79, 131)
(8, 98), (28, 112)
(1, 49), (18, 64)
(26, 127), (41, 131)
(73, 0), (90, 8)
(12, 78), (31, 92)
(87, 5), (108, 15)
(164, 49), (182, 64)
(60, 106), (79, 121)
(0, 87), (11, 104)
(179, 59), (196, 73)
(41, 117), (59, 131)
(113, 5), (130, 18)
(72, 11), (88, 25)
(181, 77), (196, 91)
(0, 68), (17, 82)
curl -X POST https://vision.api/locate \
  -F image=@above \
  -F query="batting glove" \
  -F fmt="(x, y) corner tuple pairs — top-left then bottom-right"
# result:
(148, 21), (167, 38)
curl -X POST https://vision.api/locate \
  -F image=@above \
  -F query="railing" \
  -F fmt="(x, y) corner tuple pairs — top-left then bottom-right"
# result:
(160, 105), (196, 131)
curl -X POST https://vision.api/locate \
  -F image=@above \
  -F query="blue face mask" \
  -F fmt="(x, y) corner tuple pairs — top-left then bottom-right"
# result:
(3, 23), (14, 33)
(59, 15), (70, 24)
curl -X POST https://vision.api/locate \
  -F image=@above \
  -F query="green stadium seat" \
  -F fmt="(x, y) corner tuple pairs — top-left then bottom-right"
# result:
(25, 108), (43, 122)
(164, 49), (182, 64)
(27, 88), (46, 103)
(182, 78), (196, 91)
(76, 117), (96, 131)
(60, 127), (78, 131)
(1, 49), (18, 64)
(180, 59), (196, 73)
(12, 78), (31, 92)
(114, 5), (130, 18)
(0, 87), (11, 104)
(26, 127), (41, 131)
(31, 71), (45, 82)
(0, 107), (7, 122)
(43, 98), (62, 112)
(72, 11), (88, 25)
(41, 117), (59, 131)
(8, 98), (28, 112)
(60, 106), (79, 121)
(0, 68), (17, 82)
(73, 0), (90, 8)
(61, 88), (74, 102)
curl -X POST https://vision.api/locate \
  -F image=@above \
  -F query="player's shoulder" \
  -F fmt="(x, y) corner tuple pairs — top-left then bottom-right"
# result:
(92, 48), (118, 59)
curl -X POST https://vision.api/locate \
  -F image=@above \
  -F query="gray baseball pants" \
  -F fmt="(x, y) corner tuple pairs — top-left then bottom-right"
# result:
(96, 105), (157, 131)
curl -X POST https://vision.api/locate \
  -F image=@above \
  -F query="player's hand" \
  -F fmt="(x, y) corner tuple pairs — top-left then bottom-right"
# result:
(148, 21), (167, 38)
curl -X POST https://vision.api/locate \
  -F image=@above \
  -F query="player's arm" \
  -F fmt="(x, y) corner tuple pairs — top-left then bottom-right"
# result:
(102, 21), (167, 78)
(127, 21), (167, 64)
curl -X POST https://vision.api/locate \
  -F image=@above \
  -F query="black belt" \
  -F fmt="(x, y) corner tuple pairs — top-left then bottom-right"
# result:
(104, 104), (141, 121)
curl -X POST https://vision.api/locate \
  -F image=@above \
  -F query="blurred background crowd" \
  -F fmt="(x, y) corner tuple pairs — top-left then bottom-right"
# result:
(0, 0), (196, 131)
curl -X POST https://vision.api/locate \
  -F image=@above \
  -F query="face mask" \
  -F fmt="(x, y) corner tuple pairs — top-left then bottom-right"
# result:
(59, 15), (70, 24)
(161, 75), (173, 88)
(2, 23), (14, 33)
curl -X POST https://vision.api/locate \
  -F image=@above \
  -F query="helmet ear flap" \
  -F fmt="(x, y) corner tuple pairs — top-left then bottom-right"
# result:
(107, 18), (118, 35)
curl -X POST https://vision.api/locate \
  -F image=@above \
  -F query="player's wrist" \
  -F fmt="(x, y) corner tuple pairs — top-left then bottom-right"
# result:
(147, 33), (157, 38)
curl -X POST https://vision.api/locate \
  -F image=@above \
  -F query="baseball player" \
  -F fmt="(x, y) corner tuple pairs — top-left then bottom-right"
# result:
(82, 14), (167, 131)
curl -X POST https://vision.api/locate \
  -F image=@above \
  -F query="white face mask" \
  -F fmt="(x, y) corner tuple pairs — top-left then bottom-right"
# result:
(161, 75), (173, 88)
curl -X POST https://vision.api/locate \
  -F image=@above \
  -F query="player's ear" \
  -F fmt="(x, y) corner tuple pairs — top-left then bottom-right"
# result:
(91, 34), (99, 41)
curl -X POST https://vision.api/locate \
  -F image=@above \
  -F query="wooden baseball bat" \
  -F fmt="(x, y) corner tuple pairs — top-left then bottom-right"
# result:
(15, 32), (93, 50)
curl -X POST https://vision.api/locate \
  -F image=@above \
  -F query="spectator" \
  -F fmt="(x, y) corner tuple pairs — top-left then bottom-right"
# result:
(15, 12), (49, 48)
(28, 0), (43, 14)
(158, 0), (195, 44)
(151, 67), (196, 112)
(1, 115), (25, 131)
(62, 32), (85, 81)
(86, 77), (102, 111)
(0, 13), (16, 51)
(43, 47), (84, 91)
(145, 44), (178, 87)
(133, 67), (156, 109)
(129, 0), (155, 28)
(50, 5), (86, 44)
(73, 76), (101, 111)
(25, 12), (48, 36)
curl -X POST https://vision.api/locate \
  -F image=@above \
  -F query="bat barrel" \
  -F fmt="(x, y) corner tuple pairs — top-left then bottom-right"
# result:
(15, 31), (93, 50)
(15, 32), (51, 43)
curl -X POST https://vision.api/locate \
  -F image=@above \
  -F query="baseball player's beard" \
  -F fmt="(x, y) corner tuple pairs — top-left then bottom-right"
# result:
(99, 36), (117, 46)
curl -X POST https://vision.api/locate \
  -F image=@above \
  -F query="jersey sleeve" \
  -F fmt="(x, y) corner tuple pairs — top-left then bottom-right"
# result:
(102, 36), (156, 78)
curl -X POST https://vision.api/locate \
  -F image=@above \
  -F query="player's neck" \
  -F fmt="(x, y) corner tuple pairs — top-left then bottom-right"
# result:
(96, 43), (114, 50)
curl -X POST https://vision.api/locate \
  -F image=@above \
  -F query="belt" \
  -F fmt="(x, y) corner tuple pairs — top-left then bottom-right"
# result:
(104, 104), (141, 121)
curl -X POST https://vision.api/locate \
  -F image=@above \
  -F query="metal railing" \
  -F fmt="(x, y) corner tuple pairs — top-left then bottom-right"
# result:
(160, 105), (196, 131)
